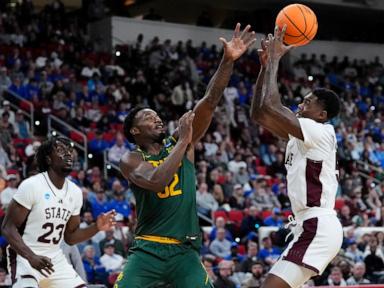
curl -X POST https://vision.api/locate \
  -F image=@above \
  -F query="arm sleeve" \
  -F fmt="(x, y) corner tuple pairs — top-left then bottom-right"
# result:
(298, 118), (329, 149)
(13, 179), (35, 210)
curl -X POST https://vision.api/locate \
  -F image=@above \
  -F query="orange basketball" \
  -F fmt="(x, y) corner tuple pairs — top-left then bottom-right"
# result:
(275, 3), (318, 46)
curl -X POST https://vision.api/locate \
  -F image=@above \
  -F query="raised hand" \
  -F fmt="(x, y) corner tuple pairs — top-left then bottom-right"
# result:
(220, 23), (257, 62)
(265, 25), (294, 63)
(97, 209), (117, 231)
(178, 110), (195, 145)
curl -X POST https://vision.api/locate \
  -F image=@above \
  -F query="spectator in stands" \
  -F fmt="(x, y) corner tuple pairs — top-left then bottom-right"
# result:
(0, 101), (14, 127)
(100, 243), (124, 273)
(240, 206), (263, 239)
(0, 67), (11, 92)
(99, 229), (126, 258)
(14, 110), (30, 139)
(210, 228), (232, 259)
(258, 236), (281, 266)
(263, 207), (284, 227)
(82, 245), (107, 285)
(210, 216), (233, 242)
(108, 132), (130, 165)
(196, 182), (218, 218)
(202, 255), (217, 282)
(249, 178), (281, 211)
(225, 242), (245, 262)
(325, 266), (347, 286)
(213, 260), (236, 288)
(241, 241), (259, 273)
(364, 237), (384, 278)
(71, 107), (90, 132)
(228, 153), (247, 174)
(90, 185), (109, 219)
(80, 187), (93, 215)
(61, 241), (87, 282)
(0, 112), (14, 136)
(108, 188), (131, 220)
(0, 173), (18, 209)
(229, 184), (245, 209)
(234, 166), (249, 186)
(241, 261), (266, 288)
(346, 262), (370, 285)
(78, 211), (105, 255)
(339, 205), (353, 226)
(345, 240), (364, 263)
(89, 130), (109, 155)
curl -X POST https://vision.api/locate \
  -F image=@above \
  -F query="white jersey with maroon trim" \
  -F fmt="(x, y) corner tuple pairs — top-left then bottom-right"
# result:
(285, 118), (338, 215)
(13, 172), (82, 258)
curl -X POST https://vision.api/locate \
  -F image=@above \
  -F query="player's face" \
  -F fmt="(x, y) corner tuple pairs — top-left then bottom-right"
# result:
(50, 141), (74, 175)
(133, 109), (166, 143)
(297, 93), (326, 122)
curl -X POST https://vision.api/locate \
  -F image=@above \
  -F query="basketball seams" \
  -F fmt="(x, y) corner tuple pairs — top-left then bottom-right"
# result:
(282, 8), (310, 41)
(297, 5), (308, 34)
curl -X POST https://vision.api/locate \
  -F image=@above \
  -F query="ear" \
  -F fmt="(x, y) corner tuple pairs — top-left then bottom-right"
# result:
(130, 127), (140, 137)
(319, 110), (328, 122)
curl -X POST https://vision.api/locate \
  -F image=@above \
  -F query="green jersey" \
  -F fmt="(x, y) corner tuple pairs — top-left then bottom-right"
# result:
(131, 136), (200, 242)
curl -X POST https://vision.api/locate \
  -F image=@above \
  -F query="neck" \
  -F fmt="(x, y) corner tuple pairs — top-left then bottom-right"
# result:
(137, 141), (163, 155)
(47, 169), (65, 189)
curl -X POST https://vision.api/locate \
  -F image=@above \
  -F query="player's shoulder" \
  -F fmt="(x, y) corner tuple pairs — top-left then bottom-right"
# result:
(66, 177), (82, 193)
(19, 172), (44, 187)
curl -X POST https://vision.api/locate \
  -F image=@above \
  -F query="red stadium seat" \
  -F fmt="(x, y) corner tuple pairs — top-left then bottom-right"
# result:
(69, 131), (84, 144)
(228, 210), (244, 225)
(213, 210), (228, 221)
(334, 198), (345, 211)
(86, 131), (96, 141)
(261, 210), (272, 219)
(256, 166), (267, 175)
(238, 244), (246, 255)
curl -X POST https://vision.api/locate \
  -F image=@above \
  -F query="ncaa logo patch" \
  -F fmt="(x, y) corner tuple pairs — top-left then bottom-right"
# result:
(44, 192), (50, 200)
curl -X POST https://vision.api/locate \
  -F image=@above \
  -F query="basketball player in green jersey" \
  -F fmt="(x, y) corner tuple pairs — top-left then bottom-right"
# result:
(116, 23), (256, 288)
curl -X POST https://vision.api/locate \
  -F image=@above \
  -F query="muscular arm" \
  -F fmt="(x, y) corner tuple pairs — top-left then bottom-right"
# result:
(120, 140), (189, 192)
(64, 215), (98, 245)
(2, 200), (36, 260)
(190, 58), (234, 144)
(250, 30), (303, 140)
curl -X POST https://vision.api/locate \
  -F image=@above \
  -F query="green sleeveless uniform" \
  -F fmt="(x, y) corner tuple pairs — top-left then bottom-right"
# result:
(114, 137), (213, 288)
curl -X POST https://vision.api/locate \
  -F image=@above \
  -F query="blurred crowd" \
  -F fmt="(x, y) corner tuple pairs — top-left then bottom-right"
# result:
(0, 0), (382, 287)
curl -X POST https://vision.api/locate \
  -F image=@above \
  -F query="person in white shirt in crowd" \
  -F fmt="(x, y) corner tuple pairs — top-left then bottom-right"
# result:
(0, 174), (19, 209)
(228, 153), (247, 174)
(210, 228), (232, 259)
(100, 243), (124, 273)
(346, 262), (370, 286)
(326, 267), (347, 286)
(108, 133), (130, 165)
(0, 100), (15, 126)
(196, 182), (218, 218)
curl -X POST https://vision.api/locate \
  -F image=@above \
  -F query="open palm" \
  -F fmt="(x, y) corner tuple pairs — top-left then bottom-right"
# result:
(220, 23), (257, 61)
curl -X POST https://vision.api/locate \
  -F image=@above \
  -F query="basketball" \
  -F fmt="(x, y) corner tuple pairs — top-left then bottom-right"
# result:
(275, 3), (318, 46)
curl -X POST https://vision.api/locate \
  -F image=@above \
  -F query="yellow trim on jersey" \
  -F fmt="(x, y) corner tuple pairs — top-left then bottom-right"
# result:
(135, 235), (181, 244)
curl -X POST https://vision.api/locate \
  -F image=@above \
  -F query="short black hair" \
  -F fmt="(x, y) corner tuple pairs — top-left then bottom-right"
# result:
(123, 105), (149, 143)
(35, 137), (72, 172)
(313, 88), (340, 120)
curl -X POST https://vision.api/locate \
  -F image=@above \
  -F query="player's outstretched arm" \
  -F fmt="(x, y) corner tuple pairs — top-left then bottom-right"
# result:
(188, 23), (256, 144)
(2, 200), (55, 277)
(64, 210), (116, 245)
(251, 25), (303, 140)
(121, 111), (194, 192)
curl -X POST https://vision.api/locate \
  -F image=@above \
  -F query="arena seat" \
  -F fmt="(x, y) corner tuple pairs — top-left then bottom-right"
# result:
(69, 131), (84, 143)
(334, 198), (345, 211)
(228, 210), (244, 225)
(261, 210), (272, 219)
(213, 210), (228, 221)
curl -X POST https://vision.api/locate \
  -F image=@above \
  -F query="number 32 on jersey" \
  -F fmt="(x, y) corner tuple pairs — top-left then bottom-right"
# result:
(148, 160), (183, 199)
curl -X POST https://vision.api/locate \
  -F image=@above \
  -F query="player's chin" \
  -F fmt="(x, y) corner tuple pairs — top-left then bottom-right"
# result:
(61, 165), (73, 174)
(154, 132), (166, 143)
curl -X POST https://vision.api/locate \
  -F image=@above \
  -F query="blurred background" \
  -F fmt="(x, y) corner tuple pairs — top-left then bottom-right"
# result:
(0, 0), (383, 287)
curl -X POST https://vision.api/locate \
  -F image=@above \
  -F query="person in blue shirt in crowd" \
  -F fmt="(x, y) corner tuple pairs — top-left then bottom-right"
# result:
(90, 183), (110, 219)
(108, 190), (131, 220)
(258, 236), (281, 266)
(263, 207), (284, 227)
